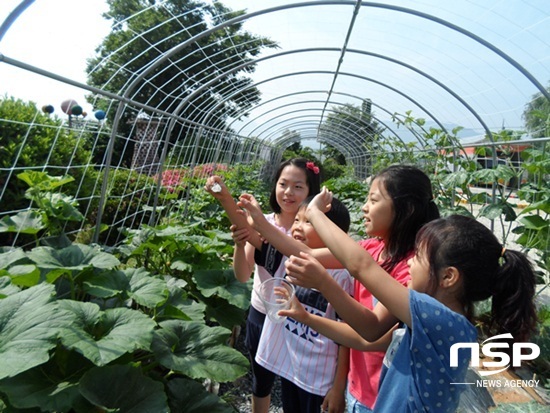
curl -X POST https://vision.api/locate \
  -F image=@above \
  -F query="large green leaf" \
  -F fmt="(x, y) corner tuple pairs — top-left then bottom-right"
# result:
(194, 269), (251, 309)
(83, 268), (169, 308)
(0, 248), (28, 269)
(58, 301), (155, 366)
(0, 210), (45, 234)
(82, 268), (129, 298)
(17, 171), (74, 191)
(166, 377), (235, 413)
(0, 360), (83, 411)
(7, 264), (40, 287)
(158, 278), (205, 322)
(0, 283), (74, 379)
(27, 244), (120, 270)
(205, 300), (247, 330)
(518, 214), (549, 230)
(0, 276), (20, 297)
(126, 267), (169, 308)
(79, 365), (168, 412)
(152, 320), (249, 382)
(480, 202), (517, 221)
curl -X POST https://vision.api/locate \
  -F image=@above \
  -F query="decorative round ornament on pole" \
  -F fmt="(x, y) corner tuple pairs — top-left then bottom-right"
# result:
(61, 99), (78, 114)
(41, 104), (54, 115)
(94, 110), (106, 121)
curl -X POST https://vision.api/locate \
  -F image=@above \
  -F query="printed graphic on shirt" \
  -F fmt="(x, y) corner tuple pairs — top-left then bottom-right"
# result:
(284, 283), (329, 344)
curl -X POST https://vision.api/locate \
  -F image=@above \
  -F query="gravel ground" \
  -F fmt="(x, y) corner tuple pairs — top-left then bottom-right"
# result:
(218, 329), (284, 413)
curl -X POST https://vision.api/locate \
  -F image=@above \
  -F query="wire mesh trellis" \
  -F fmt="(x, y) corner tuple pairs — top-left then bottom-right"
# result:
(0, 0), (549, 248)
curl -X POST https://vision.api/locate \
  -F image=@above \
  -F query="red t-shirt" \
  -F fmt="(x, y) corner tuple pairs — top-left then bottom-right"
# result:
(347, 238), (412, 409)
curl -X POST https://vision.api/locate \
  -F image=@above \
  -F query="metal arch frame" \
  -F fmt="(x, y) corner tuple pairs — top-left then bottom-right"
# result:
(240, 104), (410, 155)
(105, 0), (549, 195)
(115, 1), (550, 138)
(5, 1), (547, 239)
(113, 0), (550, 167)
(244, 100), (412, 150)
(261, 120), (369, 178)
(171, 47), (453, 137)
(186, 69), (449, 146)
(259, 117), (370, 164)
(227, 90), (431, 148)
(259, 120), (367, 170)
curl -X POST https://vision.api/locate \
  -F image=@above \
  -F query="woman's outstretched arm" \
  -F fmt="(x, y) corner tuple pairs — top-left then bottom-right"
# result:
(238, 193), (343, 268)
(291, 187), (412, 327)
(205, 176), (262, 250)
(279, 294), (396, 349)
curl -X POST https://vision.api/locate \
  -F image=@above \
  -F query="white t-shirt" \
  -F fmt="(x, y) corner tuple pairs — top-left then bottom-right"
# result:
(250, 213), (290, 314)
(255, 264), (353, 396)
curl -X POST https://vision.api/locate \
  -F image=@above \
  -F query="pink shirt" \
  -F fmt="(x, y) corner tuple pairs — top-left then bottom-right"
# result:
(347, 238), (412, 409)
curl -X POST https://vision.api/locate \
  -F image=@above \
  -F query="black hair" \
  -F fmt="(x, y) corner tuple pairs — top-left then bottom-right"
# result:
(269, 158), (322, 213)
(416, 214), (537, 343)
(299, 195), (350, 233)
(372, 164), (440, 272)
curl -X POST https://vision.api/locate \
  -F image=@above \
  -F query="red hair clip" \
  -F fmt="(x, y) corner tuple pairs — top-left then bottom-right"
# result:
(306, 161), (320, 174)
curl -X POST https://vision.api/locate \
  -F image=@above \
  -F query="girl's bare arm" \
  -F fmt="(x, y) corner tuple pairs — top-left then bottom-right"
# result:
(238, 193), (343, 268)
(297, 187), (412, 327)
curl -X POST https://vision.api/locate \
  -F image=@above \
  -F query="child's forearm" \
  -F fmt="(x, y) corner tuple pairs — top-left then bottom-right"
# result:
(232, 244), (254, 282)
(333, 345), (349, 391)
(313, 275), (391, 341)
(307, 205), (411, 326)
(254, 216), (343, 268)
(218, 197), (263, 250)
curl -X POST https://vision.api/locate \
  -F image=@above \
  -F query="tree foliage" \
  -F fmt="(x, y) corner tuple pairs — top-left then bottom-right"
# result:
(0, 97), (95, 217)
(523, 84), (550, 138)
(86, 0), (278, 165)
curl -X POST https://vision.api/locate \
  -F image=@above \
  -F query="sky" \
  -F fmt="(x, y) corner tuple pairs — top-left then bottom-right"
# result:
(1, 1), (548, 137)
(0, 0), (111, 117)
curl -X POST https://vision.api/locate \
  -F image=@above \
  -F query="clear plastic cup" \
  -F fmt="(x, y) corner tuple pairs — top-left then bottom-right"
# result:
(256, 277), (295, 323)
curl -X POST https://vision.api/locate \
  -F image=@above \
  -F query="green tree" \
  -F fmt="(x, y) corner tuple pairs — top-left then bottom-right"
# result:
(0, 97), (95, 220)
(319, 100), (384, 176)
(86, 0), (278, 166)
(523, 84), (550, 138)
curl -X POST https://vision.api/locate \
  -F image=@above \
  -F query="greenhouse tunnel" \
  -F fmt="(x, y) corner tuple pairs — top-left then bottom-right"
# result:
(0, 0), (549, 248)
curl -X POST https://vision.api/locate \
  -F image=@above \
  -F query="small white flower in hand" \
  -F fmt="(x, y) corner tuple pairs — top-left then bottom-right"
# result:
(211, 183), (222, 193)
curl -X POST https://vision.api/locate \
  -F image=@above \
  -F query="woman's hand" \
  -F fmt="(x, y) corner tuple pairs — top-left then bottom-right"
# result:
(284, 252), (332, 292)
(230, 224), (250, 247)
(307, 186), (333, 216)
(277, 294), (309, 323)
(237, 193), (265, 230)
(204, 175), (230, 200)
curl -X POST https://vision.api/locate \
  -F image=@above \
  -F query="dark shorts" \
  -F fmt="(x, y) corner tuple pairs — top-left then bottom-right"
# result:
(280, 376), (324, 413)
(245, 305), (277, 398)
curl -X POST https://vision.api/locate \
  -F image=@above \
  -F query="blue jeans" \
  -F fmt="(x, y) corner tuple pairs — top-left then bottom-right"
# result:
(346, 388), (373, 413)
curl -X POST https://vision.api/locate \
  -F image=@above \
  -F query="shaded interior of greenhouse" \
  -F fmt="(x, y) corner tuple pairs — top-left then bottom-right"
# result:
(1, 0), (549, 248)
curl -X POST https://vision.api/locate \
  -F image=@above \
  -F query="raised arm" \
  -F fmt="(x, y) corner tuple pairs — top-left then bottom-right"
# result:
(279, 295), (395, 350)
(238, 193), (343, 268)
(294, 187), (412, 327)
(284, 253), (398, 341)
(205, 176), (262, 250)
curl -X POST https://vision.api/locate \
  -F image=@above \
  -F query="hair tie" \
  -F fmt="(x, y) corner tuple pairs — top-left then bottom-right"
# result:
(498, 247), (506, 266)
(306, 161), (320, 174)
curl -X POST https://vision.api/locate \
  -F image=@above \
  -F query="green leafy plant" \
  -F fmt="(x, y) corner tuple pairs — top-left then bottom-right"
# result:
(0, 172), (252, 411)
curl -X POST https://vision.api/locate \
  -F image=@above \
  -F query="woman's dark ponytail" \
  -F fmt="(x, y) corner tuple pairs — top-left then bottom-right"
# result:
(490, 249), (537, 342)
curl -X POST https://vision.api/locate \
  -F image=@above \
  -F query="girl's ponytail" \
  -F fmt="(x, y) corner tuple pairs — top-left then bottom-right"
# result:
(490, 249), (537, 342)
(418, 215), (538, 346)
